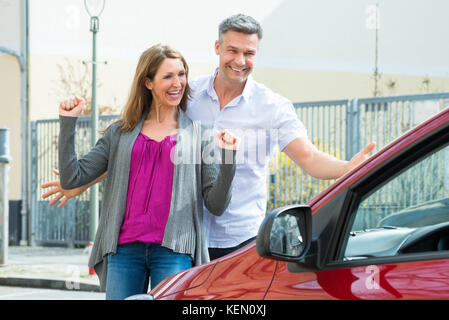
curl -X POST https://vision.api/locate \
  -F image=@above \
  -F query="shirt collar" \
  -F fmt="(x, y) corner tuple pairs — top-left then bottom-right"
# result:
(203, 68), (253, 104)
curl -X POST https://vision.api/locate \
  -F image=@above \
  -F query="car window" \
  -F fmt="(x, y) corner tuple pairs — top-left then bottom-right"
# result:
(343, 143), (449, 260)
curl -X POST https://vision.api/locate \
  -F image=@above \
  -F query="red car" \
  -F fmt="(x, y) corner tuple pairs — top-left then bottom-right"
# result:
(131, 106), (449, 300)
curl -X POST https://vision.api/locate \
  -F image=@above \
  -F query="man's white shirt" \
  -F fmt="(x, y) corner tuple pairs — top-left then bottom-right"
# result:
(186, 69), (308, 248)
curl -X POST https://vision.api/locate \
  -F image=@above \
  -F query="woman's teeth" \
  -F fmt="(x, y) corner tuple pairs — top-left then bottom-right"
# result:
(167, 90), (181, 96)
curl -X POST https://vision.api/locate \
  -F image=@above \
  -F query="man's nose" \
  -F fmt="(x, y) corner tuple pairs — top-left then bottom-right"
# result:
(235, 53), (245, 66)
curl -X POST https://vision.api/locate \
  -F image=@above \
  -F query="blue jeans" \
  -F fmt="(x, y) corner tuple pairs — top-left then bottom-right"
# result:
(105, 242), (192, 300)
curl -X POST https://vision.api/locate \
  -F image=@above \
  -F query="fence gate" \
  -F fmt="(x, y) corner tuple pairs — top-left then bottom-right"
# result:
(30, 115), (117, 247)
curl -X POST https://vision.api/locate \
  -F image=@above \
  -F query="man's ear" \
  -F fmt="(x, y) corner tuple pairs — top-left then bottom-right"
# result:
(214, 40), (220, 55)
(144, 78), (153, 90)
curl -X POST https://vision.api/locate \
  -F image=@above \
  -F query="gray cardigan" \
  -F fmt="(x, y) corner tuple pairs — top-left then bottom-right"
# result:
(58, 109), (236, 291)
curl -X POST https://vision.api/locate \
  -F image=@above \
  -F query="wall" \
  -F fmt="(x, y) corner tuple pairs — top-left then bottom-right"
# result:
(0, 0), (23, 200)
(2, 0), (449, 201)
(27, 0), (449, 120)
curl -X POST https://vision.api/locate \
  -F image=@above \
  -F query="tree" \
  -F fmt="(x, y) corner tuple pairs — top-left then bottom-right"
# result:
(54, 58), (118, 116)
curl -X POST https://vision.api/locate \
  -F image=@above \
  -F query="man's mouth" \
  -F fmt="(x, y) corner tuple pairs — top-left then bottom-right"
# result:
(229, 66), (247, 73)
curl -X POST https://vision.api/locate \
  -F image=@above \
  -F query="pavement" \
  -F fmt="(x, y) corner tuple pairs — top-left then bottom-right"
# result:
(0, 245), (101, 292)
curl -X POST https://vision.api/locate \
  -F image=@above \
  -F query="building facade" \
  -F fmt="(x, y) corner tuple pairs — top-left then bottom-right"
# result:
(1, 0), (449, 244)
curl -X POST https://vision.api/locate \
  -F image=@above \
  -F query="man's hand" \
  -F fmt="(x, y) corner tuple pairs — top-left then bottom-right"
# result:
(41, 169), (87, 208)
(59, 96), (85, 117)
(346, 141), (376, 172)
(215, 129), (240, 150)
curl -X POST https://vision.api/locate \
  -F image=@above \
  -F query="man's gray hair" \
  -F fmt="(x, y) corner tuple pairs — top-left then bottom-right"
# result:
(218, 14), (263, 43)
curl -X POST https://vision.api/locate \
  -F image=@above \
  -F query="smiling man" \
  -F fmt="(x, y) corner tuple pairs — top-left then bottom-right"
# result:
(186, 14), (375, 260)
(214, 30), (258, 107)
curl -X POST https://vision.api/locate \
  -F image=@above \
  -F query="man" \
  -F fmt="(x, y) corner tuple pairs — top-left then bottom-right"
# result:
(42, 14), (375, 261)
(185, 14), (374, 259)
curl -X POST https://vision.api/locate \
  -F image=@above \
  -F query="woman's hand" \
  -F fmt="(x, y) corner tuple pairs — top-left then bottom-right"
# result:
(215, 129), (240, 151)
(59, 96), (85, 117)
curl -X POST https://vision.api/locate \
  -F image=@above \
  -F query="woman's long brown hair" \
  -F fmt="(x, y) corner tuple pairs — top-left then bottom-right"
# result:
(109, 44), (191, 133)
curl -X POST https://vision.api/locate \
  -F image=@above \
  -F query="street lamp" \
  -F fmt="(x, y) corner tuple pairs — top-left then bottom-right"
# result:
(84, 0), (105, 243)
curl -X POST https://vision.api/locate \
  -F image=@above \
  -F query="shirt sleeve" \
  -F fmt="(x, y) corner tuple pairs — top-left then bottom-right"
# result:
(274, 100), (308, 151)
(199, 124), (236, 216)
(58, 115), (112, 189)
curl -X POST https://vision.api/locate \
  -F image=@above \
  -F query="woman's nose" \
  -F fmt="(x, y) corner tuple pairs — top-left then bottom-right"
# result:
(172, 76), (182, 88)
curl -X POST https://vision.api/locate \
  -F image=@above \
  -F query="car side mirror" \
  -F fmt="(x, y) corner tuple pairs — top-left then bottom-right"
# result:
(256, 205), (312, 261)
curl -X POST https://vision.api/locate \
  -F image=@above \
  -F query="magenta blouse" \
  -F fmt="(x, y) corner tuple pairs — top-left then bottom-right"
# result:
(118, 132), (177, 245)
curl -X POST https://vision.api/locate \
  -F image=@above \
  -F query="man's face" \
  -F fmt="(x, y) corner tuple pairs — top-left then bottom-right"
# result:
(215, 30), (259, 85)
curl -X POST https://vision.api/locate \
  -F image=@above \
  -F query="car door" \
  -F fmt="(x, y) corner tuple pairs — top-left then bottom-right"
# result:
(265, 110), (449, 300)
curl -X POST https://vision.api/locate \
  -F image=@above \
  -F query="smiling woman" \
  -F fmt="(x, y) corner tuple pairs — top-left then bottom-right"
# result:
(142, 57), (187, 141)
(55, 44), (240, 300)
(116, 45), (191, 133)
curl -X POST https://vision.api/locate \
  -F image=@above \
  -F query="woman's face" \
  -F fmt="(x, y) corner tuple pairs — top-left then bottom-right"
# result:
(145, 58), (187, 109)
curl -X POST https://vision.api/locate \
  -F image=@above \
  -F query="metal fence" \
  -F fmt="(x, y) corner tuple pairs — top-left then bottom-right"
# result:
(30, 92), (449, 246)
(267, 92), (449, 211)
(267, 99), (349, 210)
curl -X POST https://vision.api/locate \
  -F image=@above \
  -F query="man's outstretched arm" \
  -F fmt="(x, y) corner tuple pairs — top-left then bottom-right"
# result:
(41, 169), (107, 208)
(283, 137), (376, 180)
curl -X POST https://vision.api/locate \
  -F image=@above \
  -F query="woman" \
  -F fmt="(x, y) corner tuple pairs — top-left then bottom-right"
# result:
(57, 44), (239, 300)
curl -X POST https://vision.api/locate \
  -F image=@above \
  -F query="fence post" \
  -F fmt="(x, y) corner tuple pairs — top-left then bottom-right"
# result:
(268, 173), (275, 211)
(0, 127), (12, 265)
(29, 121), (37, 246)
(345, 99), (362, 160)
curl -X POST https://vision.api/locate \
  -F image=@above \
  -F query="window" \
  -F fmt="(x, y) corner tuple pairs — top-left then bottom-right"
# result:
(343, 143), (449, 260)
